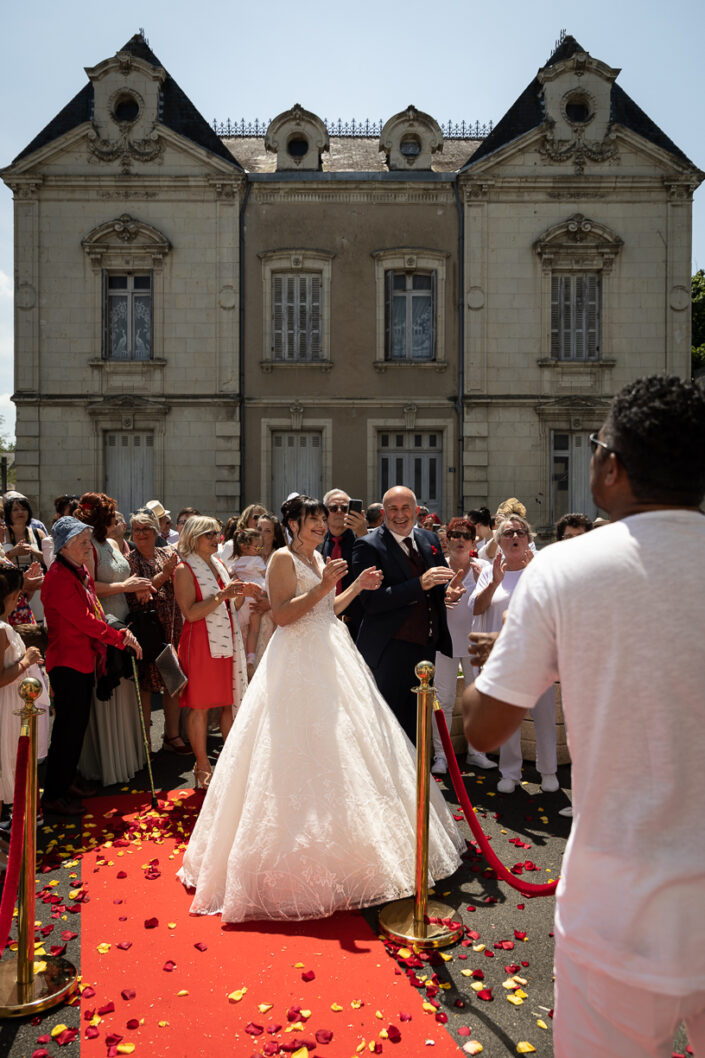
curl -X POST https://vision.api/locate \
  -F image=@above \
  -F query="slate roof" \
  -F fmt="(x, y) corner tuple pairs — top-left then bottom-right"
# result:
(224, 136), (482, 174)
(14, 33), (241, 169)
(463, 34), (693, 170)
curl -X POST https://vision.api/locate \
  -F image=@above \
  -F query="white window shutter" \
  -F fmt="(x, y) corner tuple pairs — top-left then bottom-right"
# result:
(272, 276), (284, 359)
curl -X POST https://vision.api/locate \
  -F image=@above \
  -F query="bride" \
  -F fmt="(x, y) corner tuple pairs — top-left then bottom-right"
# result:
(178, 495), (464, 922)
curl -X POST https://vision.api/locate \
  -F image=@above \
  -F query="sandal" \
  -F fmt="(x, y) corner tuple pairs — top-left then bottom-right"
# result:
(193, 766), (213, 790)
(162, 735), (192, 756)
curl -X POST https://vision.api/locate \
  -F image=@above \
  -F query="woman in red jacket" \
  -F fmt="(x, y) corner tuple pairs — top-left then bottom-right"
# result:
(40, 516), (141, 816)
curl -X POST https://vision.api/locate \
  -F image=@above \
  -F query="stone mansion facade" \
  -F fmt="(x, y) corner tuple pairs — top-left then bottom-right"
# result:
(2, 33), (701, 534)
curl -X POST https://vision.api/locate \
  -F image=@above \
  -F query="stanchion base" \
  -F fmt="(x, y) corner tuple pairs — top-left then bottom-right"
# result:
(0, 955), (78, 1018)
(378, 897), (463, 950)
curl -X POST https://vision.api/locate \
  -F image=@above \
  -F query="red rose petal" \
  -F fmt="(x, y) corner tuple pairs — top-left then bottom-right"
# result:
(55, 1028), (79, 1046)
(84, 1027), (100, 1040)
(61, 930), (78, 941)
(105, 1033), (123, 1046)
(398, 1012), (412, 1022)
(245, 1022), (264, 1036)
(517, 903), (525, 910)
(466, 930), (480, 940)
(504, 964), (520, 974)
(301, 970), (315, 982)
(162, 960), (176, 972)
(32, 1051), (50, 1058)
(126, 1019), (140, 1030)
(116, 941), (132, 950)
(98, 1002), (115, 1016)
(194, 942), (208, 951)
(315, 1028), (334, 1044)
(121, 988), (136, 1001)
(262, 1044), (280, 1057)
(514, 930), (527, 940)
(144, 917), (159, 929)
(472, 969), (484, 979)
(286, 1005), (301, 1022)
(36, 1036), (50, 1045)
(387, 1024), (402, 1042)
(435, 1011), (448, 1024)
(49, 944), (67, 956)
(117, 871), (127, 879)
(81, 985), (96, 998)
(477, 988), (493, 1001)
(267, 1023), (282, 1034)
(458, 1026), (471, 1036)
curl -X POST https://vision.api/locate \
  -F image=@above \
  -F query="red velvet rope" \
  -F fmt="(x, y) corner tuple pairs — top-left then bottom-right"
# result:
(0, 733), (30, 957)
(433, 709), (558, 898)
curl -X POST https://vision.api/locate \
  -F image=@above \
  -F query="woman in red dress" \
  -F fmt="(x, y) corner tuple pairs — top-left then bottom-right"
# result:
(174, 517), (261, 788)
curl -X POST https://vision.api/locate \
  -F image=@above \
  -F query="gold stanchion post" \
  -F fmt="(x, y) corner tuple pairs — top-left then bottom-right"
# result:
(378, 661), (463, 949)
(0, 677), (78, 1018)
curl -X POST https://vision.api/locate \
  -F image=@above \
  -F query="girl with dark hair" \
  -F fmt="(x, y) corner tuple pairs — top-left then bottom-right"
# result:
(3, 496), (46, 572)
(0, 567), (46, 832)
(179, 495), (464, 923)
(467, 507), (493, 553)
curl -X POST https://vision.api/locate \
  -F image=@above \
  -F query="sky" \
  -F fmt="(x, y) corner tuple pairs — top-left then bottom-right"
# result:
(1, 0), (703, 440)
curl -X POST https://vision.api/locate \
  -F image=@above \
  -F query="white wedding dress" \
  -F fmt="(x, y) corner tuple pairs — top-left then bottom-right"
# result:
(178, 550), (464, 922)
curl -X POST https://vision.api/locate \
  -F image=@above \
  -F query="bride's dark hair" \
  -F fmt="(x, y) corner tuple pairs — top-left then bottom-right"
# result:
(281, 495), (328, 544)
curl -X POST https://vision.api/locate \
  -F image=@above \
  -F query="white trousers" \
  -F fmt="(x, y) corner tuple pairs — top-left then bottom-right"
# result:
(554, 943), (705, 1058)
(498, 684), (557, 780)
(432, 653), (475, 759)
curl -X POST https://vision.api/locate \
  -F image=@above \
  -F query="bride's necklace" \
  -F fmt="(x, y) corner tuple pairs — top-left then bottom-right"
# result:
(290, 545), (317, 571)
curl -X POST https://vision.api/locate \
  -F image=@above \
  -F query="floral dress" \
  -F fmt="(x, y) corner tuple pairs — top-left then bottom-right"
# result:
(127, 546), (183, 693)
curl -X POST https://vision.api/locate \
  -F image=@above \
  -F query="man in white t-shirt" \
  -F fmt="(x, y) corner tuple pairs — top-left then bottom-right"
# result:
(463, 375), (705, 1058)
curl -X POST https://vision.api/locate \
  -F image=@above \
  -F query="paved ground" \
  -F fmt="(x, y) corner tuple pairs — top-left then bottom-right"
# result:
(0, 702), (692, 1057)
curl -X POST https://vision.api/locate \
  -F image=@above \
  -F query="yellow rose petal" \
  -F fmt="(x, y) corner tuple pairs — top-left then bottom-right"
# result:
(330, 1002), (343, 1012)
(422, 1001), (436, 1013)
(397, 947), (413, 958)
(258, 1003), (273, 1013)
(516, 1045), (536, 1054)
(292, 1049), (309, 1058)
(176, 989), (189, 997)
(51, 1024), (68, 1038)
(97, 943), (111, 954)
(228, 988), (247, 1002)
(117, 1045), (135, 1055)
(470, 981), (484, 992)
(375, 1010), (383, 1019)
(507, 994), (524, 1005)
(439, 951), (453, 962)
(34, 961), (47, 974)
(168, 922), (176, 929)
(536, 1020), (548, 1030)
(464, 1044), (483, 1055)
(461, 969), (474, 977)
(515, 989), (528, 1000)
(89, 1015), (101, 1027)
(472, 943), (486, 952)
(158, 1021), (169, 1028)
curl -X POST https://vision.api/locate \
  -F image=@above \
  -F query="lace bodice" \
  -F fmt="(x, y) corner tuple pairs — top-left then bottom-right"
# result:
(265, 549), (335, 633)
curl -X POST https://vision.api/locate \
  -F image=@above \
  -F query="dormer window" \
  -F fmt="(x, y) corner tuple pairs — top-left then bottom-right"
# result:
(287, 136), (309, 159)
(400, 135), (421, 158)
(379, 107), (443, 171)
(265, 105), (329, 171)
(564, 92), (593, 126)
(112, 92), (140, 125)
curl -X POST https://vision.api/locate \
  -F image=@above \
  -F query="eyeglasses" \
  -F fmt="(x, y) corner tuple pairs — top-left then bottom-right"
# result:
(447, 531), (473, 540)
(327, 504), (348, 513)
(199, 531), (219, 540)
(501, 528), (528, 539)
(589, 432), (615, 455)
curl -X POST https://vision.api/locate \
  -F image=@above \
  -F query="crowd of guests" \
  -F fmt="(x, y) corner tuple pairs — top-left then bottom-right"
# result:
(0, 482), (595, 853)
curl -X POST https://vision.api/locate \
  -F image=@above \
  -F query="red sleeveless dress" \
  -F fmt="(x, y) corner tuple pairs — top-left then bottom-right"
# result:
(177, 563), (235, 710)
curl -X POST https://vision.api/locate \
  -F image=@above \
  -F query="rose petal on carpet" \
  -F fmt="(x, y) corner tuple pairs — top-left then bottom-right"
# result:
(79, 792), (463, 1055)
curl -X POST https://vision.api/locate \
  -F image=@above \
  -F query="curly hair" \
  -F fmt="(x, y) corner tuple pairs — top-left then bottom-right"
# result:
(232, 528), (262, 557)
(556, 512), (593, 541)
(76, 492), (117, 543)
(603, 375), (705, 505)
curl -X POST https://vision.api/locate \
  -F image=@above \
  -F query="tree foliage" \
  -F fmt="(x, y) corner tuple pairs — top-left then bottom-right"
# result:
(693, 269), (705, 374)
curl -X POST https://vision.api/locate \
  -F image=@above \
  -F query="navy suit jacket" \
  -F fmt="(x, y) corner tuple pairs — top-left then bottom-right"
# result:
(351, 525), (453, 669)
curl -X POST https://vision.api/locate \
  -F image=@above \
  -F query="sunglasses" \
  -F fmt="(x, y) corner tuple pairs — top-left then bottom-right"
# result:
(447, 531), (473, 540)
(589, 432), (618, 456)
(199, 531), (220, 540)
(327, 504), (349, 513)
(501, 528), (528, 539)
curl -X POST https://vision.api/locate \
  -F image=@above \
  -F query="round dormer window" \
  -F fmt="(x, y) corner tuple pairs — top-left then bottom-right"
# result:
(563, 92), (593, 126)
(400, 134), (422, 158)
(287, 136), (309, 159)
(112, 92), (140, 125)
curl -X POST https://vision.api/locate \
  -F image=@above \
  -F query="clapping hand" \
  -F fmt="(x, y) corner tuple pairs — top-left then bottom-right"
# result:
(420, 565), (456, 592)
(491, 551), (506, 585)
(163, 552), (178, 577)
(239, 581), (264, 600)
(445, 567), (467, 607)
(467, 631), (499, 669)
(356, 566), (383, 592)
(23, 562), (44, 594)
(322, 556), (348, 593)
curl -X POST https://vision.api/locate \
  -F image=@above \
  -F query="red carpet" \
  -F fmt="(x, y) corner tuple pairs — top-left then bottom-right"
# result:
(78, 793), (464, 1056)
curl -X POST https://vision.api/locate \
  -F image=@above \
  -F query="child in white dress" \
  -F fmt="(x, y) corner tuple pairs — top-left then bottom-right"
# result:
(231, 529), (266, 679)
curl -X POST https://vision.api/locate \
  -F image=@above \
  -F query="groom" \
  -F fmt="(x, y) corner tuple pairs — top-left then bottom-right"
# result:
(352, 486), (456, 743)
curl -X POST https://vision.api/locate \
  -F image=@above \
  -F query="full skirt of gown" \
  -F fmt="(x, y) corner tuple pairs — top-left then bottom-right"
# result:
(178, 551), (464, 922)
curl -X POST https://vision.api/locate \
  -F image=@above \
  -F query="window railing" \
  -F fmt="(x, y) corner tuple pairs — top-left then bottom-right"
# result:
(212, 118), (493, 139)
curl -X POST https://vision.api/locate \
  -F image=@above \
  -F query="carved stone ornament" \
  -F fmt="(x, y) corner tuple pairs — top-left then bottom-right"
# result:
(82, 214), (171, 270)
(289, 400), (305, 431)
(87, 122), (163, 174)
(534, 214), (623, 273)
(16, 283), (36, 311)
(402, 404), (418, 431)
(539, 118), (617, 175)
(669, 285), (690, 312)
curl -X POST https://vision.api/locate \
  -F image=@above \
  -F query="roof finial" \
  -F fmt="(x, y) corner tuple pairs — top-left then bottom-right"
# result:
(138, 26), (149, 44)
(554, 28), (567, 51)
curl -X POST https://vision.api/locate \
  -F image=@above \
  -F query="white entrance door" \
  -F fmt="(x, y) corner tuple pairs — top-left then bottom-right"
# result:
(378, 431), (443, 514)
(271, 431), (322, 510)
(104, 430), (155, 515)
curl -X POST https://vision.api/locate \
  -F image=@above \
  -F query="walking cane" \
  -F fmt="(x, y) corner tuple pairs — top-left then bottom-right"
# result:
(130, 653), (158, 810)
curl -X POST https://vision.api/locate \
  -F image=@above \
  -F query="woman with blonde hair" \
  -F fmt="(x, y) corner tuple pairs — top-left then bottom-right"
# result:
(174, 516), (262, 788)
(471, 514), (558, 794)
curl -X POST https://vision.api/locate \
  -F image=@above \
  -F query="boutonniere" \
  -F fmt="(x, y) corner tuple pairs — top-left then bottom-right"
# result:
(430, 545), (439, 555)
